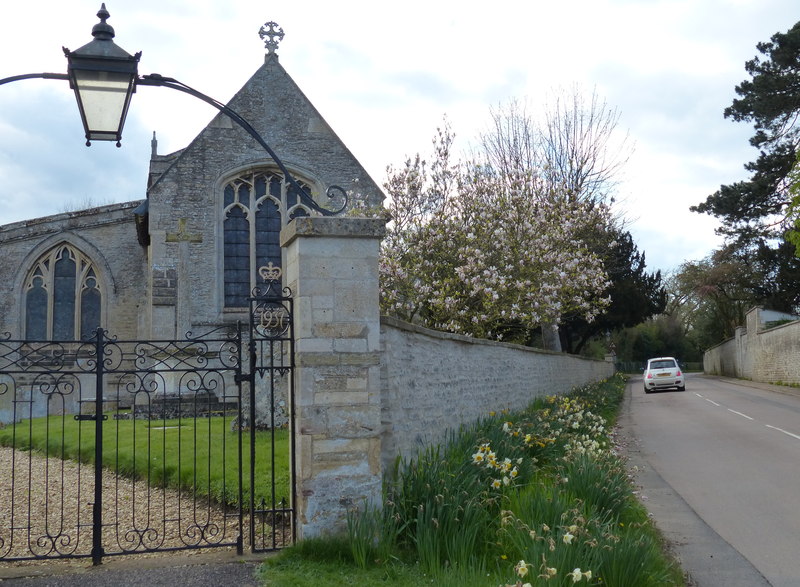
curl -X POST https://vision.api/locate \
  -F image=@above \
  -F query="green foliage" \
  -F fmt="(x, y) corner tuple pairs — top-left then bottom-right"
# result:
(261, 540), (431, 587)
(597, 531), (680, 587)
(692, 19), (800, 329)
(267, 374), (684, 586)
(650, 241), (800, 355)
(0, 415), (288, 506)
(786, 153), (800, 256)
(693, 20), (800, 240)
(557, 453), (634, 523)
(559, 226), (666, 356)
(614, 314), (703, 364)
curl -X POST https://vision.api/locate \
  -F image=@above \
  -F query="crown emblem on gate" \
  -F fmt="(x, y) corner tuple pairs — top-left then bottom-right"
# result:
(258, 262), (282, 283)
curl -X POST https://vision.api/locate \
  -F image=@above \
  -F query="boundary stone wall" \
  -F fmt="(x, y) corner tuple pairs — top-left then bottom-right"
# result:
(704, 307), (800, 384)
(380, 317), (615, 470)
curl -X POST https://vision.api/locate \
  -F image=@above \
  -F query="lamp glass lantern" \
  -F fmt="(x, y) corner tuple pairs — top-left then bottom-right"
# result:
(64, 4), (140, 146)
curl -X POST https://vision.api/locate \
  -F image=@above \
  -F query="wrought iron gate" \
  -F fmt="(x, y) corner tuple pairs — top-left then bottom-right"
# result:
(0, 268), (293, 564)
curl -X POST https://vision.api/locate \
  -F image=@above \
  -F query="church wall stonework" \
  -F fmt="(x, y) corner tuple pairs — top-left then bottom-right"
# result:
(0, 201), (147, 339)
(144, 54), (384, 338)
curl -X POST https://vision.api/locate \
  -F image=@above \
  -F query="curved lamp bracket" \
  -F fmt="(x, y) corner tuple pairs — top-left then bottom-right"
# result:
(0, 71), (348, 217)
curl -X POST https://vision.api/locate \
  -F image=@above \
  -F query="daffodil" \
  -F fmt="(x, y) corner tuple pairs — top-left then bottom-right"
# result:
(562, 532), (575, 545)
(569, 568), (583, 582)
(515, 560), (530, 578)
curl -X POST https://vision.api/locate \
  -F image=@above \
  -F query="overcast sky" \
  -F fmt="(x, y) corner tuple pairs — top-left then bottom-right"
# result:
(0, 0), (797, 275)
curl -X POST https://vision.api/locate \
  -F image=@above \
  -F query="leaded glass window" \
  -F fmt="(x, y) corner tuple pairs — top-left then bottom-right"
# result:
(23, 245), (103, 340)
(222, 170), (313, 308)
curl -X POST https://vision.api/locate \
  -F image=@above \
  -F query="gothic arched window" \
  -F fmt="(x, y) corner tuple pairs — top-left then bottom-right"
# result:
(23, 245), (103, 340)
(222, 170), (313, 308)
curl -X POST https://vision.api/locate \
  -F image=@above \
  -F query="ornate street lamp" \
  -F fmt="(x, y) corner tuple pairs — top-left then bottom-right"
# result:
(63, 4), (140, 146)
(0, 4), (346, 215)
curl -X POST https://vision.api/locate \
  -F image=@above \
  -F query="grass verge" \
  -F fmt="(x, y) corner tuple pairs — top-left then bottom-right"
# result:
(262, 373), (684, 586)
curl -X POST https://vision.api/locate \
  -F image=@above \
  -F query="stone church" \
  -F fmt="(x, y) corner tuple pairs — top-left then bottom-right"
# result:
(0, 24), (384, 346)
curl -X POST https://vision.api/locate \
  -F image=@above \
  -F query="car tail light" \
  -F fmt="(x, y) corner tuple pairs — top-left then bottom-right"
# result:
(676, 370), (682, 376)
(646, 373), (653, 379)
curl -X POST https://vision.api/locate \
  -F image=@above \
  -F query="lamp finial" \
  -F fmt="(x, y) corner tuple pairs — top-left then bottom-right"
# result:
(92, 4), (115, 41)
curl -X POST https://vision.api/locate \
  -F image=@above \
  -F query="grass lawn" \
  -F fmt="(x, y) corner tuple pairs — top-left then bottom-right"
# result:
(0, 413), (290, 506)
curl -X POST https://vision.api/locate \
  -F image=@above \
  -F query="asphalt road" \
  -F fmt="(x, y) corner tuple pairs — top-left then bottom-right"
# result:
(621, 373), (800, 587)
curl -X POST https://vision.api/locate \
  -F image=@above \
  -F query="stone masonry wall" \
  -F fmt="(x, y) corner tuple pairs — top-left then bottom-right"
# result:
(704, 307), (800, 385)
(380, 317), (616, 470)
(0, 202), (147, 338)
(281, 216), (386, 540)
(703, 335), (741, 378)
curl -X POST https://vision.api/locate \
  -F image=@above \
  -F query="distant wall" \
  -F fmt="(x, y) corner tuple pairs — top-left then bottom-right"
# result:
(380, 317), (615, 469)
(704, 307), (800, 384)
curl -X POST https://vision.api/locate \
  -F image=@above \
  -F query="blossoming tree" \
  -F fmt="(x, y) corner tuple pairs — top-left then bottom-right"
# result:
(380, 123), (612, 344)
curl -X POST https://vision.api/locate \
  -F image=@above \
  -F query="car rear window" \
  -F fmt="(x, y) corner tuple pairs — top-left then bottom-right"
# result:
(650, 360), (676, 369)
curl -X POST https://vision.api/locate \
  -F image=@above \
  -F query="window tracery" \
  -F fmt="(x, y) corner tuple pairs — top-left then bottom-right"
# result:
(23, 244), (102, 340)
(222, 169), (313, 307)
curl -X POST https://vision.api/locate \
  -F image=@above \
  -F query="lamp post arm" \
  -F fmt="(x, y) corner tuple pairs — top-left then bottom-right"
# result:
(138, 73), (347, 216)
(0, 73), (69, 86)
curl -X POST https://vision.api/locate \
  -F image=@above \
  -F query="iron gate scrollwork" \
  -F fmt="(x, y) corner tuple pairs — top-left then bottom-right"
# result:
(0, 264), (295, 564)
(246, 261), (296, 552)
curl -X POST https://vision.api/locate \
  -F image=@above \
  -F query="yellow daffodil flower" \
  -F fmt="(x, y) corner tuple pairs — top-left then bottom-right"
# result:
(515, 560), (530, 578)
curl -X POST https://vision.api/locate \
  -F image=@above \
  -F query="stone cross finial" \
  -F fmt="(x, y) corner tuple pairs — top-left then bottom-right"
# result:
(259, 21), (284, 55)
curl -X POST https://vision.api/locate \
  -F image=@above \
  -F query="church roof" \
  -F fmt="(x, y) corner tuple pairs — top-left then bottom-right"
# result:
(145, 22), (384, 210)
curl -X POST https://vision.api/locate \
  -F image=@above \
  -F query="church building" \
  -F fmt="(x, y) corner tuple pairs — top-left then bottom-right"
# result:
(0, 22), (384, 345)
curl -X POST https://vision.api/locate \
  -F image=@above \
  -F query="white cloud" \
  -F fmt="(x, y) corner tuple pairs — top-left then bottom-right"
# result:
(0, 0), (797, 274)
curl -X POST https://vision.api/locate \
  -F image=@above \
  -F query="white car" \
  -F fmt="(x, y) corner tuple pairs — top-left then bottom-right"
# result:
(643, 357), (685, 393)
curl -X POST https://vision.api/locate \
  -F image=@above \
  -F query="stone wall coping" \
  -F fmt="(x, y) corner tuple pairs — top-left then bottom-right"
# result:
(758, 318), (800, 334)
(0, 200), (144, 240)
(705, 335), (736, 353)
(381, 315), (607, 362)
(280, 216), (387, 247)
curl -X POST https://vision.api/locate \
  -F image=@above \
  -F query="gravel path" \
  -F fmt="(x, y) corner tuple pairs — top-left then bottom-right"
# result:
(0, 446), (246, 563)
